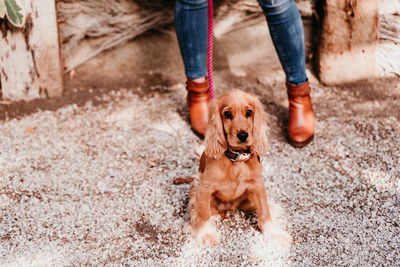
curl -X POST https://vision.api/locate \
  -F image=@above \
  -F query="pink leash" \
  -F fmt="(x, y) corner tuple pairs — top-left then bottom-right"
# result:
(207, 0), (215, 99)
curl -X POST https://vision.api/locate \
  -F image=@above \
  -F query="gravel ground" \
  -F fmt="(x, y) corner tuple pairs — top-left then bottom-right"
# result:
(0, 71), (399, 266)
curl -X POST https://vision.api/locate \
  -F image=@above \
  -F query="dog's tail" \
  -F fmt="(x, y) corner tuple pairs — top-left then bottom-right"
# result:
(173, 176), (195, 185)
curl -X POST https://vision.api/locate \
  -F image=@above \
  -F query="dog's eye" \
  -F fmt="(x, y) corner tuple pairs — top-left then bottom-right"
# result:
(224, 111), (233, 119)
(246, 110), (252, 117)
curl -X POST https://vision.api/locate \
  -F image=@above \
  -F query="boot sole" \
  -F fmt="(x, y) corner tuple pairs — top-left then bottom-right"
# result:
(289, 135), (314, 148)
(191, 127), (205, 139)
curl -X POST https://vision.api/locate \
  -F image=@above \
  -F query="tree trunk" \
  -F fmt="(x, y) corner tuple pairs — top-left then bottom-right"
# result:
(0, 0), (63, 101)
(317, 0), (379, 85)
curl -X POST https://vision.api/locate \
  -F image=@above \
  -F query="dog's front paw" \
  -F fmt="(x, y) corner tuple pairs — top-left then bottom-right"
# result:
(193, 220), (220, 246)
(262, 221), (292, 247)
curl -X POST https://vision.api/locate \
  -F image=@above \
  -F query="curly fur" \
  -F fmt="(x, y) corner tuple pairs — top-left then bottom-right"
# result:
(189, 89), (291, 246)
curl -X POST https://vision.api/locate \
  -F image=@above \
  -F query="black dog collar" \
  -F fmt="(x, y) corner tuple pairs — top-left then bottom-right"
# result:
(224, 148), (253, 162)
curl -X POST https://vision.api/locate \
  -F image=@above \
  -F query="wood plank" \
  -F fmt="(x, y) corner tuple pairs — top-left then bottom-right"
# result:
(317, 0), (379, 85)
(0, 0), (63, 101)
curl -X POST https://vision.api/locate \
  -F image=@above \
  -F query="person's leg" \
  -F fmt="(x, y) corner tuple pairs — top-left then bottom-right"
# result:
(175, 0), (209, 136)
(258, 0), (307, 85)
(258, 0), (314, 147)
(175, 0), (208, 81)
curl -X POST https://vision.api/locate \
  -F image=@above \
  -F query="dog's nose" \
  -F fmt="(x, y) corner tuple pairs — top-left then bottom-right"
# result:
(237, 131), (249, 142)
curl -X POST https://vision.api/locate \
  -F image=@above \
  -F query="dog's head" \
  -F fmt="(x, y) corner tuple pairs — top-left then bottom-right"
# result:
(204, 89), (268, 158)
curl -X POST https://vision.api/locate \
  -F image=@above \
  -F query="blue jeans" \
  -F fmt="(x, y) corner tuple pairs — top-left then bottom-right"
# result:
(174, 0), (307, 85)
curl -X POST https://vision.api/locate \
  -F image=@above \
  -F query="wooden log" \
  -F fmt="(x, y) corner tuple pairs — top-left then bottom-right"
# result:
(317, 0), (379, 85)
(0, 0), (63, 101)
(57, 0), (314, 72)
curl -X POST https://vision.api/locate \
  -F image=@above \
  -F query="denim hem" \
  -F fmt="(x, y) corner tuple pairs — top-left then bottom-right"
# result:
(186, 70), (207, 80)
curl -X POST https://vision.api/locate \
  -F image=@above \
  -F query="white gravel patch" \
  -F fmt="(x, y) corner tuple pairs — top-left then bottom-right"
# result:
(0, 78), (399, 266)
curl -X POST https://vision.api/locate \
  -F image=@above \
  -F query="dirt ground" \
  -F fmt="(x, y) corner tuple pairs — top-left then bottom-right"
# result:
(0, 61), (399, 266)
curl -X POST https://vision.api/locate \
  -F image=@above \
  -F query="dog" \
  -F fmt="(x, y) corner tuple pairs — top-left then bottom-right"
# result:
(188, 89), (292, 246)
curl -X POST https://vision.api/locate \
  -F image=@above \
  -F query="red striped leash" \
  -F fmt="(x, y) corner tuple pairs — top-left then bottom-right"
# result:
(207, 0), (215, 99)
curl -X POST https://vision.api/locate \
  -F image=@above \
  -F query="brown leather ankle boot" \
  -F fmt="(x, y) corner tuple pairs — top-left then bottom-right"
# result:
(286, 81), (315, 148)
(187, 79), (210, 137)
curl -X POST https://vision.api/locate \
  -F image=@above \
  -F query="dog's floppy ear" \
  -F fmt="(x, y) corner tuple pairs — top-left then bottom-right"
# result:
(204, 98), (226, 158)
(251, 96), (268, 156)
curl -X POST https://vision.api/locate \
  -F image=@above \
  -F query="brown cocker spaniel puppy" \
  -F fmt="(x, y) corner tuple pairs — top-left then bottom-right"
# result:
(188, 89), (292, 246)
